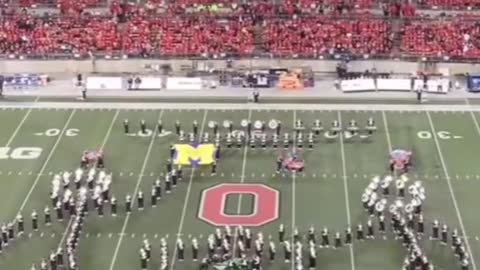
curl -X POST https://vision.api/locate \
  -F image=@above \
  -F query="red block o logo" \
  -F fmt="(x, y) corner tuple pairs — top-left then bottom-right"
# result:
(198, 183), (279, 227)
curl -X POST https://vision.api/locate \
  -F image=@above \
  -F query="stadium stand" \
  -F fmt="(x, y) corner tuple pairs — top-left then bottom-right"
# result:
(122, 16), (255, 57)
(262, 17), (392, 57)
(400, 20), (480, 59)
(1, 0), (480, 59)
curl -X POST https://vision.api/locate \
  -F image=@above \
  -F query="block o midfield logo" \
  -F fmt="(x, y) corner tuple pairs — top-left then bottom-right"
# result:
(198, 183), (279, 227)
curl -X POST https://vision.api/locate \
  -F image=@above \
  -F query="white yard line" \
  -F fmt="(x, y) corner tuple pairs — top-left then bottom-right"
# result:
(57, 110), (119, 248)
(17, 109), (77, 214)
(381, 111), (393, 151)
(168, 110), (208, 270)
(108, 109), (164, 270)
(465, 99), (480, 139)
(11, 102), (480, 112)
(231, 109), (252, 257)
(291, 110), (297, 270)
(426, 111), (477, 270)
(337, 111), (356, 270)
(5, 108), (34, 147)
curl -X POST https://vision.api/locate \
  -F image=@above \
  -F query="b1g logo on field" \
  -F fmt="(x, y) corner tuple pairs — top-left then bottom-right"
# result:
(198, 183), (279, 227)
(0, 147), (43, 160)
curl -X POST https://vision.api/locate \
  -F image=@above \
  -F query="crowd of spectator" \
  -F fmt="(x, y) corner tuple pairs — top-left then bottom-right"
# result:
(400, 20), (480, 59)
(1, 0), (480, 59)
(262, 17), (392, 57)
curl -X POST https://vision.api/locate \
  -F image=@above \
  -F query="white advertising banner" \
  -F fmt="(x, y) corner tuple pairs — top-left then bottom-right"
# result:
(137, 77), (162, 90)
(86, 77), (122, 90)
(166, 77), (203, 90)
(341, 78), (375, 92)
(414, 79), (449, 94)
(377, 78), (411, 91)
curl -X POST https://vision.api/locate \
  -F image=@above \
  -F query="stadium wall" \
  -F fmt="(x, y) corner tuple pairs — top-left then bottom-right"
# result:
(1, 59), (480, 75)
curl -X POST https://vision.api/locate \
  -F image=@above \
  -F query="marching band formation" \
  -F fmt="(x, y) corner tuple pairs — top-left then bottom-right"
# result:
(122, 117), (378, 151)
(0, 117), (470, 270)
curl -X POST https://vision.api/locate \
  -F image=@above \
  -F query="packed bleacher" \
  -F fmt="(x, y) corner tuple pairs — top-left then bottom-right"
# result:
(1, 0), (480, 59)
(262, 17), (392, 57)
(400, 20), (480, 59)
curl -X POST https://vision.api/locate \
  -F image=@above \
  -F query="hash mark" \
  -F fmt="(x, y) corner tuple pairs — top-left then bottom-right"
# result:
(131, 233), (135, 238)
(129, 172), (134, 176)
(18, 171), (22, 175)
(8, 171), (12, 175)
(109, 233), (112, 238)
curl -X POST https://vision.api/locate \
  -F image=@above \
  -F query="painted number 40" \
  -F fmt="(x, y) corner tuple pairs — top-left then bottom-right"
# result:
(0, 147), (43, 160)
(417, 131), (462, 140)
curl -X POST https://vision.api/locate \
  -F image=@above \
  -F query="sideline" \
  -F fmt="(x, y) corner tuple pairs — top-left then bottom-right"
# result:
(3, 102), (480, 111)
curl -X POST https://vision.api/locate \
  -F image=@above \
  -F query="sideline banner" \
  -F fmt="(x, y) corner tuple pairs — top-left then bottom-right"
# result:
(414, 79), (449, 94)
(4, 74), (49, 88)
(167, 77), (203, 90)
(134, 77), (162, 90)
(377, 78), (411, 91)
(341, 78), (375, 92)
(86, 77), (122, 90)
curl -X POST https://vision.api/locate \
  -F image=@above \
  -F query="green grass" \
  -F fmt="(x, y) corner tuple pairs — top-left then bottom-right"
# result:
(0, 106), (479, 270)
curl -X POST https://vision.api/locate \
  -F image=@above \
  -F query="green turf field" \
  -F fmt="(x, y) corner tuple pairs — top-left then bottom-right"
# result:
(0, 104), (480, 270)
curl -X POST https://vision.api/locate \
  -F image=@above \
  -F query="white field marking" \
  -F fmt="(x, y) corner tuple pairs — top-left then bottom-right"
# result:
(231, 109), (252, 257)
(9, 102), (480, 112)
(57, 110), (120, 248)
(466, 99), (480, 140)
(17, 109), (76, 214)
(382, 111), (393, 152)
(426, 111), (477, 270)
(4, 102), (36, 147)
(108, 110), (164, 270)
(168, 110), (208, 270)
(291, 110), (297, 270)
(337, 111), (356, 270)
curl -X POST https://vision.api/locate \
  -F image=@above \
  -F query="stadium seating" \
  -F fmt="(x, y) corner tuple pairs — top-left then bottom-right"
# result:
(122, 17), (255, 57)
(0, 15), (120, 56)
(282, 0), (374, 13)
(262, 18), (392, 57)
(400, 20), (480, 59)
(418, 0), (480, 9)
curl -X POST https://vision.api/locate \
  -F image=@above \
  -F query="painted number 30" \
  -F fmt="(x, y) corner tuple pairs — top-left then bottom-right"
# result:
(198, 183), (279, 227)
(417, 131), (462, 140)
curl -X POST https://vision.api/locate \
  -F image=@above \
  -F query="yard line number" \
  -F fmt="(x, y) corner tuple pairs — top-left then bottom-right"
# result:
(35, 128), (79, 137)
(417, 131), (463, 140)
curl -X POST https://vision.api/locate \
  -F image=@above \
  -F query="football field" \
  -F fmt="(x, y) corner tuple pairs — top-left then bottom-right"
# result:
(1, 102), (480, 270)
